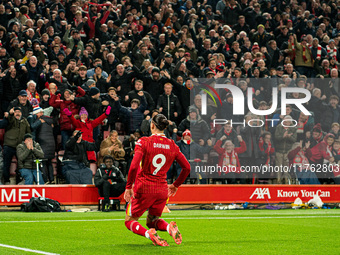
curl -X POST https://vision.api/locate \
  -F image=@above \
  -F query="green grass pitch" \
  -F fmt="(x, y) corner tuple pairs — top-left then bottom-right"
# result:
(0, 209), (339, 254)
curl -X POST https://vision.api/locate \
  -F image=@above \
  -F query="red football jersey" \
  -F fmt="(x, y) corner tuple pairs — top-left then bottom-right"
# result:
(126, 133), (189, 194)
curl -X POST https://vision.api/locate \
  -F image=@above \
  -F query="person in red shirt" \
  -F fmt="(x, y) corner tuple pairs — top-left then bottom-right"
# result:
(124, 114), (190, 246)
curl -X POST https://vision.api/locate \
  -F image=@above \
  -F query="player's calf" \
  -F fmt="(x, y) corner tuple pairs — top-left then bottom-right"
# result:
(125, 220), (169, 246)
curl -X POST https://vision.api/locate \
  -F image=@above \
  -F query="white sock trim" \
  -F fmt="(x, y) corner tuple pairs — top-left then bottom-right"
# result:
(145, 230), (150, 239)
(167, 224), (170, 234)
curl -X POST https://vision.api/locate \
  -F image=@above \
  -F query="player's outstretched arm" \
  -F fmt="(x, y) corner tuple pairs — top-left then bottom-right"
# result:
(124, 151), (143, 201)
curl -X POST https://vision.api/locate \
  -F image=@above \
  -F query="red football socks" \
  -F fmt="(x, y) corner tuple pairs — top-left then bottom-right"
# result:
(125, 220), (148, 237)
(147, 219), (169, 232)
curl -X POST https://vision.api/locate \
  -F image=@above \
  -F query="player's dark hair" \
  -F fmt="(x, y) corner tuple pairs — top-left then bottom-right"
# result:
(152, 114), (169, 131)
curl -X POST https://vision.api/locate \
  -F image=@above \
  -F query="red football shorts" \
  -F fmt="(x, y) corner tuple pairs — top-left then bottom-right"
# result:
(126, 192), (168, 218)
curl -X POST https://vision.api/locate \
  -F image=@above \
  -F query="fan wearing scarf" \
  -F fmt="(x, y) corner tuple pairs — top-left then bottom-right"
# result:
(326, 39), (339, 63)
(175, 130), (213, 182)
(288, 140), (320, 184)
(288, 34), (314, 77)
(214, 135), (246, 184)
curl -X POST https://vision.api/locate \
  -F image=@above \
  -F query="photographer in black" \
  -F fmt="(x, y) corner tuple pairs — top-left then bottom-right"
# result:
(94, 155), (126, 212)
(62, 130), (97, 184)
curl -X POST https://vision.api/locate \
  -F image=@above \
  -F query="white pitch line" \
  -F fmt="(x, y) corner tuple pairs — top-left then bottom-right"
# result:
(0, 215), (340, 224)
(0, 243), (59, 255)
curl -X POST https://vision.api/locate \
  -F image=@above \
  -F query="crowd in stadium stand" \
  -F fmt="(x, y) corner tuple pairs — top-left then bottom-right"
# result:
(1, 0), (340, 185)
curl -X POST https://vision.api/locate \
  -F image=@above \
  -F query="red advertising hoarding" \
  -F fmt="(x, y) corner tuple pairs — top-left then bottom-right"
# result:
(0, 185), (339, 206)
(169, 185), (340, 204)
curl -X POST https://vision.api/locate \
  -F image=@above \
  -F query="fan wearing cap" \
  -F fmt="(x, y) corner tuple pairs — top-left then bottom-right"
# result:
(39, 89), (55, 118)
(30, 97), (55, 179)
(6, 90), (33, 119)
(161, 52), (175, 74)
(63, 105), (111, 162)
(177, 106), (211, 144)
(16, 133), (45, 185)
(71, 65), (88, 87)
(2, 107), (31, 184)
(175, 129), (213, 182)
(252, 24), (272, 48)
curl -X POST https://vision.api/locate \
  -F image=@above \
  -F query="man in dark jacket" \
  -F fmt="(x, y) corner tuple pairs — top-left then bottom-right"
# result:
(0, 66), (24, 116)
(238, 116), (262, 181)
(62, 130), (97, 184)
(142, 67), (170, 103)
(29, 106), (56, 184)
(320, 95), (340, 132)
(3, 107), (31, 184)
(157, 83), (182, 124)
(21, 56), (45, 93)
(17, 133), (45, 185)
(132, 42), (151, 69)
(110, 62), (139, 98)
(7, 90), (33, 119)
(94, 155), (126, 212)
(92, 65), (110, 93)
(215, 122), (239, 146)
(101, 87), (122, 131)
(178, 106), (210, 144)
(48, 69), (71, 94)
(114, 91), (147, 134)
(125, 80), (155, 115)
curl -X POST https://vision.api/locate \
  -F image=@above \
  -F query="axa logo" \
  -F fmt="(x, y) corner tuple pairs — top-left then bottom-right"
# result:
(249, 188), (271, 199)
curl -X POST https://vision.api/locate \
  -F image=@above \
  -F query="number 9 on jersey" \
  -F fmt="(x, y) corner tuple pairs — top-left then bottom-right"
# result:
(152, 154), (166, 175)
